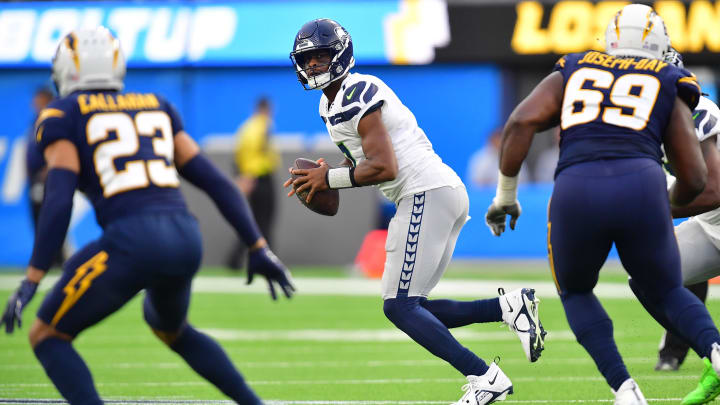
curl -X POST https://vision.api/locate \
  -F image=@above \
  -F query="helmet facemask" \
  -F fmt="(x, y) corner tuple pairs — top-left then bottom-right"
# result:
(290, 20), (355, 90)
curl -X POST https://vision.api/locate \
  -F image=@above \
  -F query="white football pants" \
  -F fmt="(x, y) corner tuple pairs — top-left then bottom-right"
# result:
(381, 185), (469, 299)
(676, 218), (720, 285)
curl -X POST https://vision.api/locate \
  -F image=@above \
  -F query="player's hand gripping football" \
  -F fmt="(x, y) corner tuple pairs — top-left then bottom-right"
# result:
(284, 158), (330, 203)
(485, 201), (522, 236)
(247, 247), (296, 300)
(0, 278), (38, 334)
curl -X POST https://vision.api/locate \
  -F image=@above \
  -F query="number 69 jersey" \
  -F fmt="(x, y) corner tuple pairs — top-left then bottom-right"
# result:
(35, 90), (188, 228)
(553, 51), (701, 176)
(319, 72), (462, 204)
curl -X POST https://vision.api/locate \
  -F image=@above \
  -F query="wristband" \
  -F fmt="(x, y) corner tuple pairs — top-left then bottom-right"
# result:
(326, 167), (358, 189)
(493, 171), (518, 206)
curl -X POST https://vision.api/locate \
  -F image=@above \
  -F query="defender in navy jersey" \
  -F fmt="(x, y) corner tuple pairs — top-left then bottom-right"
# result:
(0, 27), (294, 405)
(485, 5), (720, 404)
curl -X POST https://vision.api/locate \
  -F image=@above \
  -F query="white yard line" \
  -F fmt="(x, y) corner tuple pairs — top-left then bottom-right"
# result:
(202, 328), (578, 342)
(0, 399), (686, 404)
(0, 356), (660, 371)
(0, 375), (701, 389)
(0, 274), (718, 299)
(0, 275), (686, 299)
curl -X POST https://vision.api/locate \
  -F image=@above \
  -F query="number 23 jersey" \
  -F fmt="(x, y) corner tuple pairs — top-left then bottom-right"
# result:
(35, 91), (188, 228)
(553, 51), (701, 176)
(318, 72), (462, 204)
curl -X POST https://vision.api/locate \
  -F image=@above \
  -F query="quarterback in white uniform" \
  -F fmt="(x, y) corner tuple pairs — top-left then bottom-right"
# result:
(285, 19), (545, 404)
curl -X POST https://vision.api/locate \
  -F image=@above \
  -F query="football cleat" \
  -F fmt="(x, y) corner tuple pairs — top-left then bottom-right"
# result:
(613, 378), (648, 405)
(654, 355), (680, 372)
(454, 361), (512, 405)
(682, 345), (720, 405)
(498, 287), (546, 362)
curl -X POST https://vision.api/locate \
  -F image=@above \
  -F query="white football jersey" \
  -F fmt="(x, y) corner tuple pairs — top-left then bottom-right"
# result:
(319, 72), (462, 203)
(690, 96), (720, 243)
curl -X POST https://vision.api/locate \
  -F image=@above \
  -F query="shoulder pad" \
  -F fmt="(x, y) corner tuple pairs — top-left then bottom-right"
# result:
(694, 96), (720, 141)
(341, 80), (367, 107)
(35, 97), (77, 147)
(675, 69), (701, 110)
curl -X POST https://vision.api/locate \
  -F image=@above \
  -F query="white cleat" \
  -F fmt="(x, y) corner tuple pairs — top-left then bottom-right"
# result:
(499, 287), (546, 362)
(453, 361), (513, 405)
(613, 378), (648, 405)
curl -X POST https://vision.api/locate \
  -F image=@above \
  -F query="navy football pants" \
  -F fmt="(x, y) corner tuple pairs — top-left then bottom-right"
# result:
(37, 211), (203, 336)
(549, 158), (719, 389)
(549, 158), (680, 294)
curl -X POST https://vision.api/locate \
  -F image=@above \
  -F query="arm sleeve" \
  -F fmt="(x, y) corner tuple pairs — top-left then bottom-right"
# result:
(29, 168), (77, 271)
(178, 153), (262, 246)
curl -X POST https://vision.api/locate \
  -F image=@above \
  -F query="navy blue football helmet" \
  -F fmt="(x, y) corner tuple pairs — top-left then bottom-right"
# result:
(290, 19), (355, 90)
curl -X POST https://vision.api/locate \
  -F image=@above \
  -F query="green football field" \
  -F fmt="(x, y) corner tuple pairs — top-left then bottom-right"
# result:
(1, 263), (720, 404)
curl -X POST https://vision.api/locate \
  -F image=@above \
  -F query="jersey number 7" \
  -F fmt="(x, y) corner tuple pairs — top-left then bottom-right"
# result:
(561, 68), (660, 131)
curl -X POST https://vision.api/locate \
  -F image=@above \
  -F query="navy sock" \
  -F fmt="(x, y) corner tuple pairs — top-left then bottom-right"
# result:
(421, 298), (502, 328)
(384, 296), (489, 376)
(170, 325), (261, 405)
(561, 292), (629, 391)
(629, 278), (704, 357)
(33, 338), (102, 405)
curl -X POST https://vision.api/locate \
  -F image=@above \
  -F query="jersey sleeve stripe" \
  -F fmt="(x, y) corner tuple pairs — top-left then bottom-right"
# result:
(36, 125), (44, 143)
(678, 76), (701, 91)
(35, 108), (66, 128)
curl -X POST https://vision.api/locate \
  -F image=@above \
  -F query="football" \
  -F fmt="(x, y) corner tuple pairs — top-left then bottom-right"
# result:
(292, 158), (340, 216)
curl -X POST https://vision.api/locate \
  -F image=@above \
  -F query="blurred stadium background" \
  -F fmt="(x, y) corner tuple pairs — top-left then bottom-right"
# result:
(1, 0), (719, 267)
(3, 1), (720, 403)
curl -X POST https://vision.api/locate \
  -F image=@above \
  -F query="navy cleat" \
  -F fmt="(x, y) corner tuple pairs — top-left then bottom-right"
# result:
(453, 361), (513, 405)
(499, 287), (546, 362)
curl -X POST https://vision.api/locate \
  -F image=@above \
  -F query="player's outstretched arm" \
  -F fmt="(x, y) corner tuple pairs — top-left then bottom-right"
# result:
(671, 135), (720, 217)
(1, 139), (79, 334)
(174, 132), (295, 299)
(486, 72), (563, 237)
(665, 97), (707, 207)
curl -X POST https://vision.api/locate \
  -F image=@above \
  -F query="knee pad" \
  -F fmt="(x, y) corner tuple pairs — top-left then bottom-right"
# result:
(142, 295), (186, 333)
(142, 295), (161, 330)
(383, 296), (423, 324)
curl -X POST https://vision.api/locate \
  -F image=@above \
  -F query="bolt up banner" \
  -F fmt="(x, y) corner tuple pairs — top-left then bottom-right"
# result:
(435, 0), (720, 66)
(0, 0), (450, 67)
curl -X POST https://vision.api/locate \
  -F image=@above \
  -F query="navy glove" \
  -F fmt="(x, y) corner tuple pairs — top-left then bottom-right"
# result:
(1, 279), (38, 334)
(247, 247), (296, 300)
